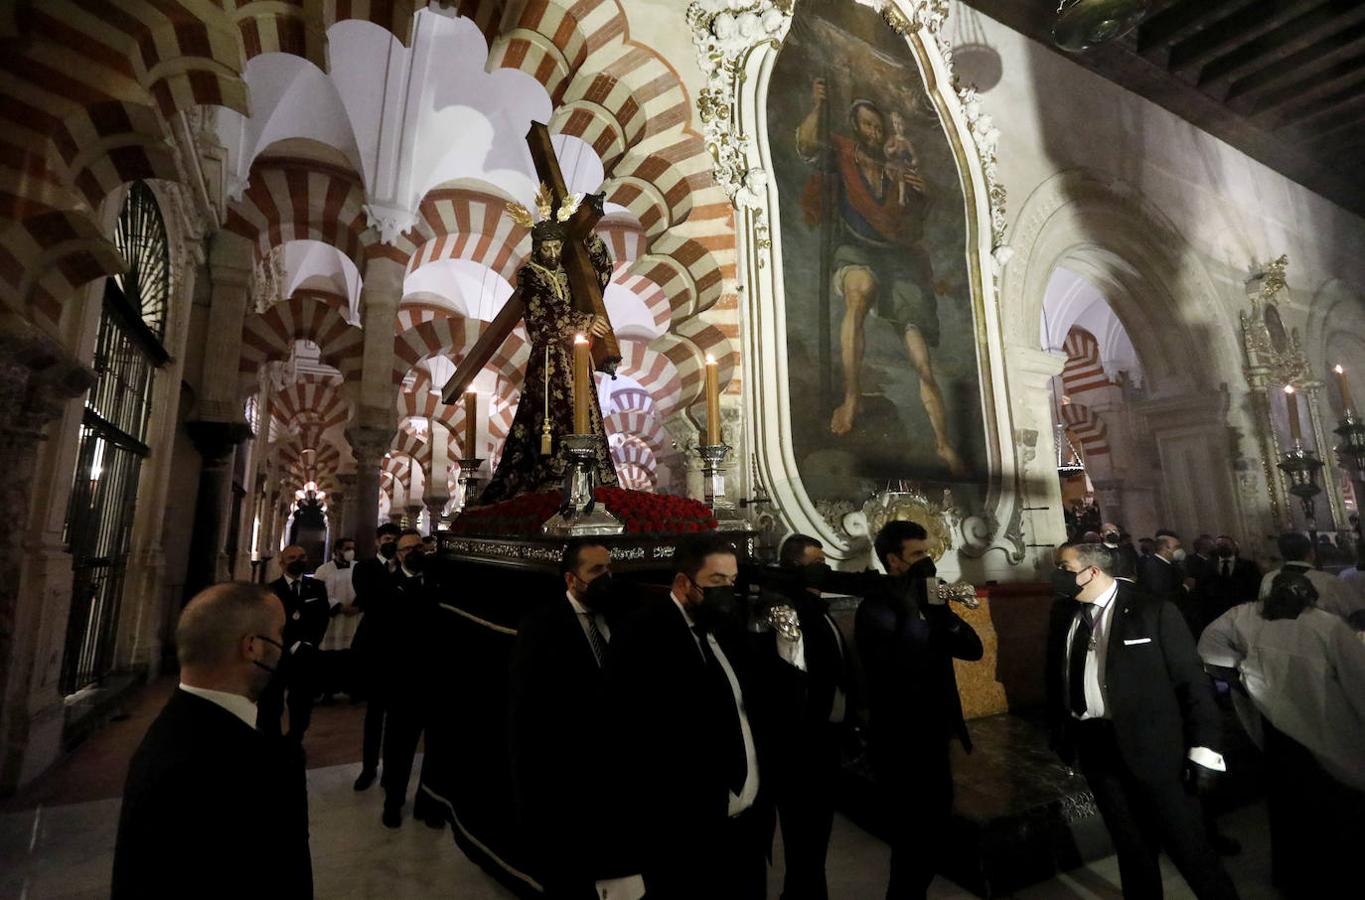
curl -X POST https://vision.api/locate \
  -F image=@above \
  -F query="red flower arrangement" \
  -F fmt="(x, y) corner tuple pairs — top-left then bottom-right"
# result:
(449, 487), (720, 537)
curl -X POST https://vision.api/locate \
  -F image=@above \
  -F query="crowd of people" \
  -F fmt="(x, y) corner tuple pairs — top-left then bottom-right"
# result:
(108, 517), (1364, 900)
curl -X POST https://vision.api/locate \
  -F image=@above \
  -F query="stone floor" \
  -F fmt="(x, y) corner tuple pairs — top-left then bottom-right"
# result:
(0, 678), (1285, 899)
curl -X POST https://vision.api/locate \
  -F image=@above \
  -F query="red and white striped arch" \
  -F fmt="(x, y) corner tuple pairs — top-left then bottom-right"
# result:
(272, 375), (351, 433)
(1061, 400), (1110, 460)
(225, 158), (374, 267)
(391, 422), (434, 470)
(240, 293), (363, 379)
(407, 189), (531, 280)
(488, 0), (620, 104)
(392, 317), (531, 387)
(0, 210), (123, 334)
(1062, 326), (1111, 396)
(612, 340), (682, 418)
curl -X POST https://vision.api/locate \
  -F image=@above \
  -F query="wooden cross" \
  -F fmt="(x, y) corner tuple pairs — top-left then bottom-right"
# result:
(440, 122), (621, 406)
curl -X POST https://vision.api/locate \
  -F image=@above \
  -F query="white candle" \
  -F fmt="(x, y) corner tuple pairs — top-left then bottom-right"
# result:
(573, 334), (590, 435)
(1335, 365), (1356, 415)
(1284, 385), (1302, 443)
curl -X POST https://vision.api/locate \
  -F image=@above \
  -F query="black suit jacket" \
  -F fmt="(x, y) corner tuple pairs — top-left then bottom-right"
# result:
(606, 596), (802, 878)
(1047, 581), (1222, 785)
(349, 556), (394, 659)
(1194, 556), (1261, 633)
(509, 594), (631, 884)
(369, 569), (438, 697)
(112, 690), (311, 899)
(270, 576), (331, 649)
(854, 576), (983, 753)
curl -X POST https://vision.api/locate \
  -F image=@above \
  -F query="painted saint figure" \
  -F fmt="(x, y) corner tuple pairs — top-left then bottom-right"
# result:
(797, 78), (965, 477)
(476, 205), (618, 505)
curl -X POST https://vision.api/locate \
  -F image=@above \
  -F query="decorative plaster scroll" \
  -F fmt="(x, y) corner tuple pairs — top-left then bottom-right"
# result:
(365, 203), (421, 246)
(958, 87), (1009, 261)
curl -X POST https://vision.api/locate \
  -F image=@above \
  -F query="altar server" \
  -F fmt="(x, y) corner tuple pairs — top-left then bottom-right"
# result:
(314, 536), (359, 699)
(510, 539), (644, 899)
(1048, 542), (1239, 900)
(607, 534), (805, 899)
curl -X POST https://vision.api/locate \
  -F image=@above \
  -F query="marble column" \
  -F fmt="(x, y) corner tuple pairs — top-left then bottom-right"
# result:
(337, 473), (359, 540)
(347, 426), (393, 559)
(0, 313), (95, 794)
(425, 422), (450, 533)
(184, 420), (253, 598)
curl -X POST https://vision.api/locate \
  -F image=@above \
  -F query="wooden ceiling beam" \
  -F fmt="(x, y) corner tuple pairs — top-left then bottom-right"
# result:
(1167, 0), (1327, 79)
(1201, 4), (1365, 100)
(1286, 92), (1365, 139)
(1138, 0), (1254, 62)
(1249, 56), (1365, 123)
(1226, 20), (1365, 110)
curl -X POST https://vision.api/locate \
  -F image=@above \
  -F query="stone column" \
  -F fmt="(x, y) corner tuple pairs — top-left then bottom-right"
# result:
(0, 313), (95, 794)
(347, 426), (393, 558)
(184, 421), (253, 598)
(1002, 345), (1069, 573)
(337, 473), (359, 539)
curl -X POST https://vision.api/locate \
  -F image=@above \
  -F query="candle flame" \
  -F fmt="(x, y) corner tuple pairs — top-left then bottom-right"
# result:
(1284, 385), (1296, 395)
(574, 333), (588, 344)
(1336, 364), (1346, 375)
(705, 354), (717, 365)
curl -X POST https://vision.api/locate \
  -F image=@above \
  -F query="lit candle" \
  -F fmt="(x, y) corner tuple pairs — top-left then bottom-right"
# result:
(573, 334), (590, 435)
(705, 354), (721, 446)
(464, 390), (477, 458)
(1335, 365), (1356, 415)
(1284, 385), (1302, 443)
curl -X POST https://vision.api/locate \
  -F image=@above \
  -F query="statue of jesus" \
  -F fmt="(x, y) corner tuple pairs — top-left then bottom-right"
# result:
(475, 200), (619, 505)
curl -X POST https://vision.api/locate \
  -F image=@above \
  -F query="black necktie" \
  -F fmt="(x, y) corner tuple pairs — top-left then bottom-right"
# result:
(292, 580), (301, 599)
(694, 626), (747, 795)
(1068, 605), (1096, 717)
(1222, 560), (1231, 578)
(582, 613), (606, 668)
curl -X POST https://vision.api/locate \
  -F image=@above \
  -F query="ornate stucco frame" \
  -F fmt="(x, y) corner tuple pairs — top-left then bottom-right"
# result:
(689, 0), (1018, 567)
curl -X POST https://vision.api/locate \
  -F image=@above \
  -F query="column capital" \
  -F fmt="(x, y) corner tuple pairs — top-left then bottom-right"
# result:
(336, 472), (358, 489)
(186, 420), (254, 464)
(346, 425), (394, 467)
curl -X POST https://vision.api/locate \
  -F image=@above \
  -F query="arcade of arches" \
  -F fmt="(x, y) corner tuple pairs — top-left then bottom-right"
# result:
(2, 0), (1364, 887)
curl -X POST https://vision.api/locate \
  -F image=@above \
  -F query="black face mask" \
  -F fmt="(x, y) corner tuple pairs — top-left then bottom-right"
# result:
(581, 572), (624, 615)
(1051, 567), (1087, 599)
(379, 543), (397, 560)
(285, 560), (307, 577)
(903, 557), (936, 580)
(691, 582), (739, 633)
(1102, 532), (1120, 545)
(404, 552), (425, 574)
(800, 561), (831, 591)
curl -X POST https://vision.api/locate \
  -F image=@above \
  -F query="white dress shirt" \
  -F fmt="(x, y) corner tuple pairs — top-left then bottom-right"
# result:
(1199, 602), (1365, 791)
(1065, 580), (1225, 770)
(1260, 563), (1364, 622)
(178, 684), (257, 731)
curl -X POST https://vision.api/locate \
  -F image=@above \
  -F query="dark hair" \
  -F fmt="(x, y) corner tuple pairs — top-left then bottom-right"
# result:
(1277, 531), (1313, 563)
(778, 534), (823, 569)
(1155, 528), (1181, 540)
(377, 522), (401, 539)
(1262, 569), (1317, 621)
(399, 528), (422, 540)
(848, 98), (884, 130)
(873, 520), (928, 568)
(1070, 542), (1116, 576)
(560, 539), (610, 576)
(670, 534), (737, 581)
(1193, 535), (1214, 553)
(333, 536), (354, 551)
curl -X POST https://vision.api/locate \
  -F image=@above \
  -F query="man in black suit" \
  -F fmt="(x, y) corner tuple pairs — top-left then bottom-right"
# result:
(509, 539), (643, 899)
(1138, 530), (1196, 628)
(377, 528), (438, 827)
(1048, 542), (1239, 900)
(771, 534), (854, 900)
(1100, 521), (1139, 582)
(607, 534), (805, 899)
(113, 582), (311, 898)
(260, 544), (332, 741)
(351, 521), (401, 791)
(1194, 535), (1261, 636)
(855, 520), (982, 900)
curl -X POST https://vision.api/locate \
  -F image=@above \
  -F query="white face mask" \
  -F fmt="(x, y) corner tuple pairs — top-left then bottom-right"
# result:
(1171, 547), (1187, 563)
(342, 549), (356, 562)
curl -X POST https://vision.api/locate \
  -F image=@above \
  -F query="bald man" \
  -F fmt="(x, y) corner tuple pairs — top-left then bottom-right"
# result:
(113, 583), (312, 898)
(260, 545), (332, 740)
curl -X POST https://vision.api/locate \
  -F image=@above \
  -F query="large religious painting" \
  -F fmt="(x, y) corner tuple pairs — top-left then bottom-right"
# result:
(766, 0), (986, 506)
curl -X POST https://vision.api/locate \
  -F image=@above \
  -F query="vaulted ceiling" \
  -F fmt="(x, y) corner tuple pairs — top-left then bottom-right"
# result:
(962, 0), (1365, 218)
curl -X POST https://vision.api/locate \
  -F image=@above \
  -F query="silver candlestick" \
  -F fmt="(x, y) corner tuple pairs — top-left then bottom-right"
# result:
(457, 457), (485, 509)
(697, 442), (751, 531)
(542, 434), (623, 536)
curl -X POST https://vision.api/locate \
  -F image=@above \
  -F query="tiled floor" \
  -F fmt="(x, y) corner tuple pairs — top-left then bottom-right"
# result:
(0, 679), (1284, 899)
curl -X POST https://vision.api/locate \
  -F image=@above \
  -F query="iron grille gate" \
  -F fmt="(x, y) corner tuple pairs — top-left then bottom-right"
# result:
(59, 182), (168, 696)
